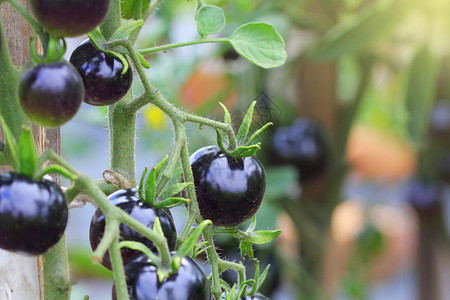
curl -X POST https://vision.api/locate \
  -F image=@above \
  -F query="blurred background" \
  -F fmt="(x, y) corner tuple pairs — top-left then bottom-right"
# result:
(61, 0), (450, 299)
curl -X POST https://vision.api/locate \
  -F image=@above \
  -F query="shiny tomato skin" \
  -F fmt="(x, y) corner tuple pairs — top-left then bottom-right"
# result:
(190, 146), (266, 227)
(30, 0), (110, 37)
(69, 40), (133, 106)
(19, 60), (84, 127)
(89, 188), (177, 270)
(113, 254), (210, 300)
(0, 173), (68, 255)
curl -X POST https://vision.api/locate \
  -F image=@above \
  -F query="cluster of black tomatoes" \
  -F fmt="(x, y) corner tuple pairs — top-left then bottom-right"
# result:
(89, 145), (267, 299)
(1, 0), (273, 298)
(19, 0), (132, 127)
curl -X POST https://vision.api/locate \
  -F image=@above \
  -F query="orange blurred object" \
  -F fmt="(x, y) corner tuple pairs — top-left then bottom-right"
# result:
(179, 61), (237, 112)
(346, 124), (417, 180)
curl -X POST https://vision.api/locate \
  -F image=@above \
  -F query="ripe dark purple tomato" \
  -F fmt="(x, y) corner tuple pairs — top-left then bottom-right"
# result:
(405, 177), (443, 216)
(190, 146), (266, 227)
(270, 118), (328, 181)
(0, 173), (68, 255)
(429, 101), (450, 142)
(113, 254), (210, 300)
(30, 0), (111, 37)
(69, 40), (133, 106)
(89, 188), (177, 270)
(19, 60), (84, 127)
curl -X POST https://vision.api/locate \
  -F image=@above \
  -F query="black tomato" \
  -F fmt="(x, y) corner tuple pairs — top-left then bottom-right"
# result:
(429, 101), (450, 142)
(269, 118), (328, 181)
(113, 254), (210, 300)
(405, 177), (443, 216)
(190, 146), (266, 227)
(69, 40), (133, 106)
(0, 173), (68, 255)
(30, 0), (110, 37)
(19, 60), (84, 127)
(89, 188), (177, 270)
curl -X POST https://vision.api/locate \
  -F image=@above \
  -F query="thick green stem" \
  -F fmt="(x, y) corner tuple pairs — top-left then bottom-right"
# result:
(38, 236), (71, 300)
(109, 95), (137, 186)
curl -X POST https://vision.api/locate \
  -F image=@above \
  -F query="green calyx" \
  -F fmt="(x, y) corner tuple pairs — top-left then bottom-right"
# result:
(0, 116), (77, 181)
(87, 20), (150, 75)
(216, 101), (272, 159)
(29, 35), (66, 64)
(138, 156), (191, 209)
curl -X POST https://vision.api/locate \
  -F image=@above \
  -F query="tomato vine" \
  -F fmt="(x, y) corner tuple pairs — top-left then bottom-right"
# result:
(0, 0), (286, 299)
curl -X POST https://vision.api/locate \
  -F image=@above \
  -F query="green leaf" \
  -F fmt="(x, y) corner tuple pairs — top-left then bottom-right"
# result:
(174, 220), (212, 260)
(312, 0), (412, 60)
(17, 126), (37, 177)
(196, 5), (226, 38)
(155, 155), (169, 179)
(219, 102), (231, 124)
(239, 279), (255, 297)
(247, 215), (257, 233)
(226, 23), (287, 69)
(227, 144), (260, 159)
(155, 197), (189, 209)
(136, 51), (150, 69)
(144, 167), (156, 206)
(110, 20), (145, 41)
(121, 0), (150, 20)
(87, 29), (106, 50)
(236, 101), (256, 144)
(247, 230), (282, 245)
(0, 116), (19, 170)
(405, 46), (437, 148)
(239, 240), (254, 259)
(257, 264), (270, 291)
(119, 241), (159, 263)
(246, 122), (273, 146)
(160, 182), (193, 199)
(215, 129), (228, 153)
(152, 217), (164, 236)
(192, 241), (209, 258)
(38, 165), (77, 181)
(138, 167), (148, 200)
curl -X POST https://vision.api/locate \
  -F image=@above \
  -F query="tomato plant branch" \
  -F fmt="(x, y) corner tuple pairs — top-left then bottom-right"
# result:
(217, 259), (246, 282)
(109, 237), (130, 300)
(108, 94), (138, 186)
(138, 38), (228, 55)
(203, 229), (222, 299)
(155, 120), (185, 196)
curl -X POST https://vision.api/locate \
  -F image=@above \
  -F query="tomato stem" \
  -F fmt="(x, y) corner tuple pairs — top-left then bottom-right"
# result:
(110, 237), (130, 300)
(137, 38), (228, 55)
